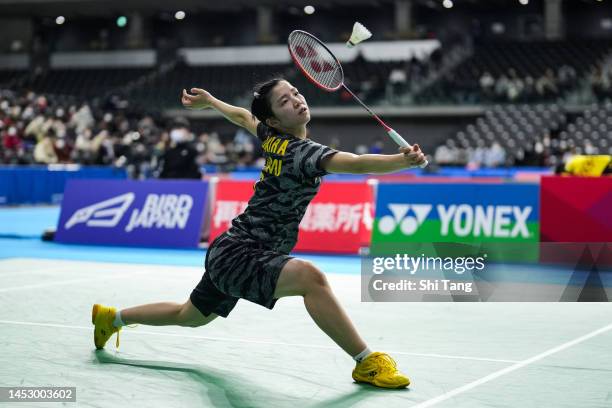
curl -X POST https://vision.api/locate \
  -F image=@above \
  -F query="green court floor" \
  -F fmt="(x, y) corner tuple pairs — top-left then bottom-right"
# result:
(1, 257), (611, 408)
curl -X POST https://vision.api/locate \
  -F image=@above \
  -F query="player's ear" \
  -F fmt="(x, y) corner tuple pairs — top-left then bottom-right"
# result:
(266, 117), (280, 128)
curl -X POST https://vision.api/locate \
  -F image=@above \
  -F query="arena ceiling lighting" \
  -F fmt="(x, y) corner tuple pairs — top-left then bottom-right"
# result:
(55, 15), (65, 24)
(175, 10), (185, 20)
(304, 5), (315, 14)
(442, 0), (453, 9)
(116, 15), (127, 27)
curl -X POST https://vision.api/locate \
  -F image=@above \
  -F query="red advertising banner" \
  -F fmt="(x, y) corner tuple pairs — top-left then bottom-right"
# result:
(541, 176), (612, 242)
(209, 180), (374, 253)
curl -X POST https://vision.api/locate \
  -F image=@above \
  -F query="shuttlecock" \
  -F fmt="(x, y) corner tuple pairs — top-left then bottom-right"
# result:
(346, 22), (372, 48)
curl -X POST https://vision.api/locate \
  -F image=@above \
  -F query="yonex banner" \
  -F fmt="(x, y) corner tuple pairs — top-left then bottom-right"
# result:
(55, 180), (208, 248)
(373, 183), (539, 243)
(371, 183), (540, 261)
(209, 180), (374, 254)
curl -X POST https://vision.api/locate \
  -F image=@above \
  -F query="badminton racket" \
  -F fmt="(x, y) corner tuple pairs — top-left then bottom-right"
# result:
(287, 30), (428, 168)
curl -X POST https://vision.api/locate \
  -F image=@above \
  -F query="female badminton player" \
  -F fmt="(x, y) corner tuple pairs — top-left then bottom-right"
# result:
(92, 78), (426, 389)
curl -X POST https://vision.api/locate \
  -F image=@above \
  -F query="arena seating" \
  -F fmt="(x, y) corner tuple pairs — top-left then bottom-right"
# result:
(418, 40), (612, 104)
(25, 67), (153, 99)
(129, 59), (401, 109)
(562, 103), (612, 155)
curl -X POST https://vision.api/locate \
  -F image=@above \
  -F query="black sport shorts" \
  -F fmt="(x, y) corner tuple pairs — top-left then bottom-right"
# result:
(190, 232), (293, 318)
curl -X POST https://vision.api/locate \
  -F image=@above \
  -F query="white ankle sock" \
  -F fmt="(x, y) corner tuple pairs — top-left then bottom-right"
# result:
(353, 347), (372, 363)
(113, 310), (125, 328)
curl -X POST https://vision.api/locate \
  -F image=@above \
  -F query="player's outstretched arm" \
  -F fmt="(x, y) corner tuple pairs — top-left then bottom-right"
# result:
(181, 88), (259, 136)
(324, 145), (426, 175)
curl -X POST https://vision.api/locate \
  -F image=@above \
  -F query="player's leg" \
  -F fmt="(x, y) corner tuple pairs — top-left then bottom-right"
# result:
(92, 268), (233, 350)
(92, 300), (218, 350)
(273, 258), (366, 357)
(273, 258), (410, 388)
(120, 299), (218, 327)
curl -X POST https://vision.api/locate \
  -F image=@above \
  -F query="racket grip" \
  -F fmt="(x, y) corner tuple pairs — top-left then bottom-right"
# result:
(386, 128), (429, 168)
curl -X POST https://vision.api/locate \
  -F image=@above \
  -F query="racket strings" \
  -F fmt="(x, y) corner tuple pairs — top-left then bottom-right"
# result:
(289, 32), (343, 90)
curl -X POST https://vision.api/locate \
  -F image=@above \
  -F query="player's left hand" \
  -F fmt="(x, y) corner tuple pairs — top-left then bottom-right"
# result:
(181, 88), (214, 110)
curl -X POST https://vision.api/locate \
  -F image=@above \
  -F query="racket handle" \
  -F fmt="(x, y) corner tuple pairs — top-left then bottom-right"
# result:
(387, 128), (429, 168)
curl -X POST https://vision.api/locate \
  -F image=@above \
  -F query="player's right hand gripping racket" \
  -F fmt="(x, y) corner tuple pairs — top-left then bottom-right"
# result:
(288, 30), (428, 168)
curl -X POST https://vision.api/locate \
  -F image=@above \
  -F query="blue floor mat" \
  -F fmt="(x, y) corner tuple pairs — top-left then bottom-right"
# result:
(0, 206), (60, 238)
(0, 238), (362, 273)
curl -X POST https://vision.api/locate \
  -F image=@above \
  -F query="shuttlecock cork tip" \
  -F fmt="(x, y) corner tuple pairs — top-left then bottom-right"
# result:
(346, 22), (372, 48)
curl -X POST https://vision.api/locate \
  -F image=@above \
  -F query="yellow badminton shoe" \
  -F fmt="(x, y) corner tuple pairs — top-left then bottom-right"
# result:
(352, 352), (410, 388)
(92, 304), (121, 349)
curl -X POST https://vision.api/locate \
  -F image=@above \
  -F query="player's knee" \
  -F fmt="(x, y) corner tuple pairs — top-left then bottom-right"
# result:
(297, 260), (329, 292)
(177, 304), (207, 327)
(184, 320), (204, 328)
(180, 314), (207, 328)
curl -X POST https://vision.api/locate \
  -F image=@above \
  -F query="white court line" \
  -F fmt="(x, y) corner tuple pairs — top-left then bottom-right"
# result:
(0, 319), (519, 364)
(0, 267), (69, 277)
(0, 271), (149, 293)
(413, 322), (612, 408)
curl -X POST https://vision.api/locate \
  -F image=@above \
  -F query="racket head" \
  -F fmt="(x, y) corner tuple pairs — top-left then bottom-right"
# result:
(288, 30), (344, 92)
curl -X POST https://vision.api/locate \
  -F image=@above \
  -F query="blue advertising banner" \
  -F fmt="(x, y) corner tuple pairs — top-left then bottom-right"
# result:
(55, 180), (208, 248)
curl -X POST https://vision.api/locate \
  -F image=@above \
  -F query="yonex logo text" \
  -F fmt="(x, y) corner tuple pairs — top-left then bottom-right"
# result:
(378, 203), (532, 238)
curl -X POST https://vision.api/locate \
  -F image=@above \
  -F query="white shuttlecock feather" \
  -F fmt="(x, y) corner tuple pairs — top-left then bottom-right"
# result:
(346, 22), (372, 48)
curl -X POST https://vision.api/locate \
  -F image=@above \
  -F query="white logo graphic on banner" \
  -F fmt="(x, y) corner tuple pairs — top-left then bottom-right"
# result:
(125, 194), (194, 232)
(378, 204), (432, 235)
(65, 193), (135, 229)
(300, 202), (373, 233)
(65, 193), (194, 232)
(213, 201), (373, 233)
(437, 205), (531, 238)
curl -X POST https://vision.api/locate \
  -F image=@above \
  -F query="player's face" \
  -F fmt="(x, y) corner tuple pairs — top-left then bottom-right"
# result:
(269, 80), (310, 128)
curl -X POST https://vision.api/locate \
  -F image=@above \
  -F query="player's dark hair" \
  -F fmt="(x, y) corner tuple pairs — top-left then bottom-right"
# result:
(251, 78), (284, 126)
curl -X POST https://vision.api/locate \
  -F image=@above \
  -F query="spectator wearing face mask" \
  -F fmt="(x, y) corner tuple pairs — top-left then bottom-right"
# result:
(158, 117), (202, 179)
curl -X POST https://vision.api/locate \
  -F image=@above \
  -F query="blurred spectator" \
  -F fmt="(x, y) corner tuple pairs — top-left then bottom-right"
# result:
(494, 74), (510, 102)
(355, 144), (368, 155)
(434, 140), (458, 165)
(329, 136), (341, 151)
(232, 128), (256, 167)
(484, 142), (506, 167)
(557, 64), (576, 92)
(469, 140), (487, 167)
(206, 132), (228, 165)
(387, 67), (407, 102)
(158, 118), (201, 179)
(369, 138), (384, 154)
(479, 71), (494, 100)
(34, 128), (58, 164)
(535, 69), (558, 100)
(53, 134), (73, 163)
(70, 103), (95, 134)
(590, 61), (612, 101)
(2, 125), (21, 152)
(506, 68), (524, 103)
